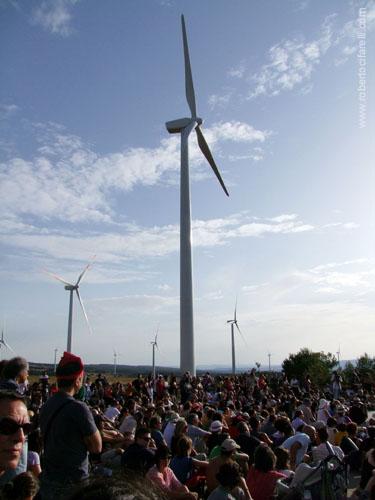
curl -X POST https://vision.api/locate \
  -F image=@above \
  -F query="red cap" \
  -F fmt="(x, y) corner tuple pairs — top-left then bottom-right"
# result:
(56, 351), (84, 380)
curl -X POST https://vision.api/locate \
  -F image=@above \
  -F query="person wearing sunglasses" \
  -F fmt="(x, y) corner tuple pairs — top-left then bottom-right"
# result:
(121, 426), (156, 475)
(0, 391), (30, 476)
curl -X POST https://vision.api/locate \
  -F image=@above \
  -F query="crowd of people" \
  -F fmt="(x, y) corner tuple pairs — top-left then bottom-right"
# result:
(0, 353), (374, 499)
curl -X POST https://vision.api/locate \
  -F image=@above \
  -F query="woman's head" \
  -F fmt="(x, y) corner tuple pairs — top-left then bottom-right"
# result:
(346, 422), (357, 437)
(254, 444), (276, 473)
(216, 462), (241, 490)
(174, 418), (187, 437)
(175, 435), (193, 457)
(274, 447), (290, 470)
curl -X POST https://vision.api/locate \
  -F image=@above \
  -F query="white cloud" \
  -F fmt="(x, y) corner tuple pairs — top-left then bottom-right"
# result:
(157, 284), (172, 292)
(269, 214), (298, 223)
(0, 120), (268, 224)
(208, 92), (232, 110)
(247, 15), (335, 99)
(294, 259), (375, 295)
(31, 0), (80, 36)
(242, 4), (375, 99)
(0, 213), (317, 275)
(207, 121), (270, 143)
(227, 62), (246, 79)
(0, 104), (19, 119)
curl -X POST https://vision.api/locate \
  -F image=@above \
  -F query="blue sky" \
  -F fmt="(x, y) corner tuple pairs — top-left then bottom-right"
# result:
(0, 0), (374, 368)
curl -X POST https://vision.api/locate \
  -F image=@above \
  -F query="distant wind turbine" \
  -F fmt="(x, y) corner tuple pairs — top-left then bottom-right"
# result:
(0, 319), (14, 357)
(166, 15), (229, 375)
(151, 327), (159, 383)
(113, 350), (120, 376)
(336, 345), (341, 366)
(45, 260), (94, 353)
(227, 299), (246, 375)
(53, 348), (58, 373)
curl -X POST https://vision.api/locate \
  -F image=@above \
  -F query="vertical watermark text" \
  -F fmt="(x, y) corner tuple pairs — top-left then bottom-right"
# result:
(357, 8), (367, 129)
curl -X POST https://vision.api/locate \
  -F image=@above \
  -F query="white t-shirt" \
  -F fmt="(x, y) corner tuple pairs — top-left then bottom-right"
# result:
(119, 414), (137, 434)
(104, 406), (120, 422)
(27, 450), (40, 467)
(312, 442), (344, 463)
(163, 421), (176, 449)
(282, 433), (311, 466)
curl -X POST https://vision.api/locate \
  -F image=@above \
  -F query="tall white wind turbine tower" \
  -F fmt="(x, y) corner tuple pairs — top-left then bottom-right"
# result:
(166, 15), (229, 375)
(46, 261), (94, 353)
(227, 300), (245, 376)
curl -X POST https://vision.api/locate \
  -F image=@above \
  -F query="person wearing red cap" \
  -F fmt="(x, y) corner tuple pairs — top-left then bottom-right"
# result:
(39, 352), (102, 499)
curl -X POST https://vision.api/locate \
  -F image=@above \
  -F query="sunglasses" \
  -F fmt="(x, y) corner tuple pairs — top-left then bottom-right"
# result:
(0, 418), (32, 436)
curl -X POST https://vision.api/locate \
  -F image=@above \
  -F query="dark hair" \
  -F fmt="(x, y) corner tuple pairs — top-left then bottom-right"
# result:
(176, 435), (192, 457)
(135, 427), (151, 439)
(327, 417), (337, 427)
(68, 475), (163, 500)
(28, 429), (43, 454)
(249, 416), (260, 431)
(274, 416), (293, 435)
(274, 447), (290, 470)
(254, 445), (276, 473)
(149, 416), (161, 428)
(317, 427), (329, 443)
(187, 413), (198, 425)
(56, 360), (83, 389)
(155, 445), (171, 466)
(2, 357), (28, 380)
(1, 472), (39, 500)
(346, 422), (357, 436)
(216, 462), (241, 489)
(237, 421), (249, 434)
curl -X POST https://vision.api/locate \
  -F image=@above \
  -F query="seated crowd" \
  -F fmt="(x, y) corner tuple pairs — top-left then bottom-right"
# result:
(0, 354), (374, 499)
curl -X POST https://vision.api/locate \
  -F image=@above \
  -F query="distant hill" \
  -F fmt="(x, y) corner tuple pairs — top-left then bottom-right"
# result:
(29, 360), (351, 376)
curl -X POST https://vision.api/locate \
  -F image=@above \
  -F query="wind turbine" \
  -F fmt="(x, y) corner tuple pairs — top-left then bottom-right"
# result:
(268, 352), (272, 372)
(151, 328), (159, 383)
(336, 345), (341, 367)
(113, 350), (120, 376)
(227, 299), (245, 375)
(53, 348), (58, 373)
(0, 319), (14, 357)
(46, 261), (93, 353)
(166, 15), (229, 375)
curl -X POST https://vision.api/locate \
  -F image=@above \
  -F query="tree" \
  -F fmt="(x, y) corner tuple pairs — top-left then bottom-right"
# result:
(282, 348), (337, 387)
(342, 353), (375, 385)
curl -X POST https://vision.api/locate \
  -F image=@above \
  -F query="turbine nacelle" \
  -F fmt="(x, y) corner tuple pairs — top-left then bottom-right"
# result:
(165, 117), (202, 134)
(64, 284), (77, 291)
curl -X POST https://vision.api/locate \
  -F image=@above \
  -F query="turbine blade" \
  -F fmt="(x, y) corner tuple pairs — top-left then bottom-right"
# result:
(181, 14), (197, 118)
(234, 296), (238, 322)
(4, 340), (15, 353)
(235, 322), (247, 345)
(44, 270), (73, 287)
(75, 290), (93, 335)
(76, 262), (91, 286)
(196, 126), (229, 196)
